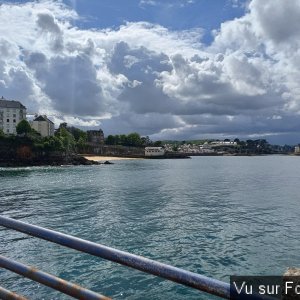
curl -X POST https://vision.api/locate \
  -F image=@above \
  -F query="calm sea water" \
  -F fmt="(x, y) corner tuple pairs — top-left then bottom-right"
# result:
(1, 156), (300, 299)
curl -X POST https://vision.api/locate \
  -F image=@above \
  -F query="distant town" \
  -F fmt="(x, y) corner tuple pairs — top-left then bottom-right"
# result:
(1, 97), (300, 166)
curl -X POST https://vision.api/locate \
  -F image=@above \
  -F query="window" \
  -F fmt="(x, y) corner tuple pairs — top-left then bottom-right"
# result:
(13, 114), (16, 118)
(7, 119), (9, 122)
(13, 119), (16, 123)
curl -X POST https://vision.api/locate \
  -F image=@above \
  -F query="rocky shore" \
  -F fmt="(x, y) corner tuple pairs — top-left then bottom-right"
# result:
(0, 154), (111, 167)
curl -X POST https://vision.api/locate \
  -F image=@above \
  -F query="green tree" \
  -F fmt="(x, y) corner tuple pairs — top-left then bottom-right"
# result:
(106, 133), (145, 147)
(77, 136), (85, 146)
(106, 135), (116, 145)
(0, 128), (4, 138)
(56, 127), (75, 153)
(154, 140), (162, 147)
(58, 122), (68, 129)
(67, 126), (87, 142)
(16, 120), (32, 135)
(119, 134), (127, 145)
(126, 133), (142, 147)
(141, 136), (152, 146)
(42, 136), (64, 152)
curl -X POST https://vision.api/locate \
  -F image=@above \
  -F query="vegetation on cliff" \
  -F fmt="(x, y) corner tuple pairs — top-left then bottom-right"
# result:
(0, 121), (95, 166)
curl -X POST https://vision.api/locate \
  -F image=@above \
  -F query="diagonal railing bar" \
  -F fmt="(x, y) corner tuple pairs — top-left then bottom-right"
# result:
(0, 286), (27, 300)
(0, 255), (110, 300)
(0, 216), (272, 300)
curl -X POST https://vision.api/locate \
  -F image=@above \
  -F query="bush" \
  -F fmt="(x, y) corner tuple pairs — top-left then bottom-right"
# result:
(16, 120), (32, 135)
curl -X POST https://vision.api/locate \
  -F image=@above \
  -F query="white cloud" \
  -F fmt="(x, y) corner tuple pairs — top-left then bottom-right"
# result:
(139, 0), (195, 8)
(0, 0), (300, 142)
(139, 0), (158, 7)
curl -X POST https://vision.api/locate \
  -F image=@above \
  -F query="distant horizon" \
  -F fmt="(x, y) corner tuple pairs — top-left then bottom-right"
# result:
(1, 0), (300, 144)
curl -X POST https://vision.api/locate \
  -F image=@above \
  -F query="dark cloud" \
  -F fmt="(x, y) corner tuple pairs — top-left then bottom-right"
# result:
(26, 52), (104, 116)
(101, 112), (181, 136)
(36, 13), (64, 52)
(108, 41), (175, 113)
(109, 41), (172, 80)
(0, 43), (38, 110)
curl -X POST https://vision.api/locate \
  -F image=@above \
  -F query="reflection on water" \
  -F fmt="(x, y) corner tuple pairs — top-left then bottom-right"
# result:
(1, 156), (300, 299)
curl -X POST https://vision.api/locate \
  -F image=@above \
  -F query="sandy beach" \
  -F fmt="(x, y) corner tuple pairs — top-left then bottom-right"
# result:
(84, 156), (141, 161)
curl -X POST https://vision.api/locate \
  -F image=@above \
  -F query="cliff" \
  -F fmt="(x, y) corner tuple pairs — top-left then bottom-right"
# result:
(0, 137), (99, 167)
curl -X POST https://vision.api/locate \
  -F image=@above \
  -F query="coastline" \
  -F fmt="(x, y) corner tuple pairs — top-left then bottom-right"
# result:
(84, 155), (142, 161)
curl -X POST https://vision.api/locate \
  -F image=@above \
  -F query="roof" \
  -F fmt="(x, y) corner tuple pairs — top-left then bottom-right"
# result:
(33, 115), (54, 124)
(0, 98), (26, 109)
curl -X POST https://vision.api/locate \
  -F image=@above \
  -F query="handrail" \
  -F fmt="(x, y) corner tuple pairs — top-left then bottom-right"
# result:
(0, 255), (110, 300)
(0, 216), (270, 300)
(0, 216), (230, 299)
(0, 286), (27, 300)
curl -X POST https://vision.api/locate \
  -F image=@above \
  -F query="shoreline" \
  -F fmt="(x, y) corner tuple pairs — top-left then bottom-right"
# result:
(83, 155), (142, 161)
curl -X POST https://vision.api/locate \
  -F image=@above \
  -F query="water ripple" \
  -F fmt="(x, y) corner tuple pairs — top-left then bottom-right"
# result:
(1, 156), (300, 299)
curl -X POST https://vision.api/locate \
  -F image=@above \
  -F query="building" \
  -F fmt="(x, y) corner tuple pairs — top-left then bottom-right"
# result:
(31, 115), (55, 137)
(87, 129), (104, 144)
(295, 146), (300, 154)
(0, 97), (27, 134)
(145, 147), (165, 157)
(210, 141), (237, 146)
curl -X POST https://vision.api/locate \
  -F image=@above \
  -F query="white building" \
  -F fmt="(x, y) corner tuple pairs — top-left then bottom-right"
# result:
(295, 146), (300, 154)
(145, 147), (165, 157)
(210, 141), (237, 146)
(0, 97), (27, 134)
(31, 115), (55, 137)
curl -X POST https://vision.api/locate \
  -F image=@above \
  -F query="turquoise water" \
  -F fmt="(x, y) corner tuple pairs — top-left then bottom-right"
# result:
(1, 156), (300, 299)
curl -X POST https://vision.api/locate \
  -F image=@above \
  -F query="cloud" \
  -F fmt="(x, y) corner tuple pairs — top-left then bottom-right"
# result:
(0, 0), (300, 143)
(139, 0), (195, 8)
(139, 0), (158, 7)
(25, 52), (105, 116)
(36, 13), (64, 52)
(249, 0), (300, 45)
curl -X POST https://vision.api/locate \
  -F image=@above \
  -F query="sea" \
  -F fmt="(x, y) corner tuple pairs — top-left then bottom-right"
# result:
(0, 156), (300, 300)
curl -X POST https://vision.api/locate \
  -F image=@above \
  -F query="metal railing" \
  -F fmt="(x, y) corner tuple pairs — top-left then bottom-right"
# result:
(0, 216), (266, 300)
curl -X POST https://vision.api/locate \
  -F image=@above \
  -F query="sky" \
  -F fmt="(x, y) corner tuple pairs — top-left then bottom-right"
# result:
(0, 0), (300, 144)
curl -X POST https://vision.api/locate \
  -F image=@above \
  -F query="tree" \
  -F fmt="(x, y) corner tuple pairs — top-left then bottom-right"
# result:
(16, 120), (32, 135)
(141, 136), (152, 146)
(58, 122), (68, 129)
(105, 133), (145, 147)
(154, 140), (162, 147)
(42, 136), (64, 152)
(67, 126), (87, 142)
(126, 133), (142, 147)
(0, 128), (4, 138)
(77, 136), (87, 148)
(106, 135), (116, 145)
(119, 134), (127, 145)
(56, 127), (75, 153)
